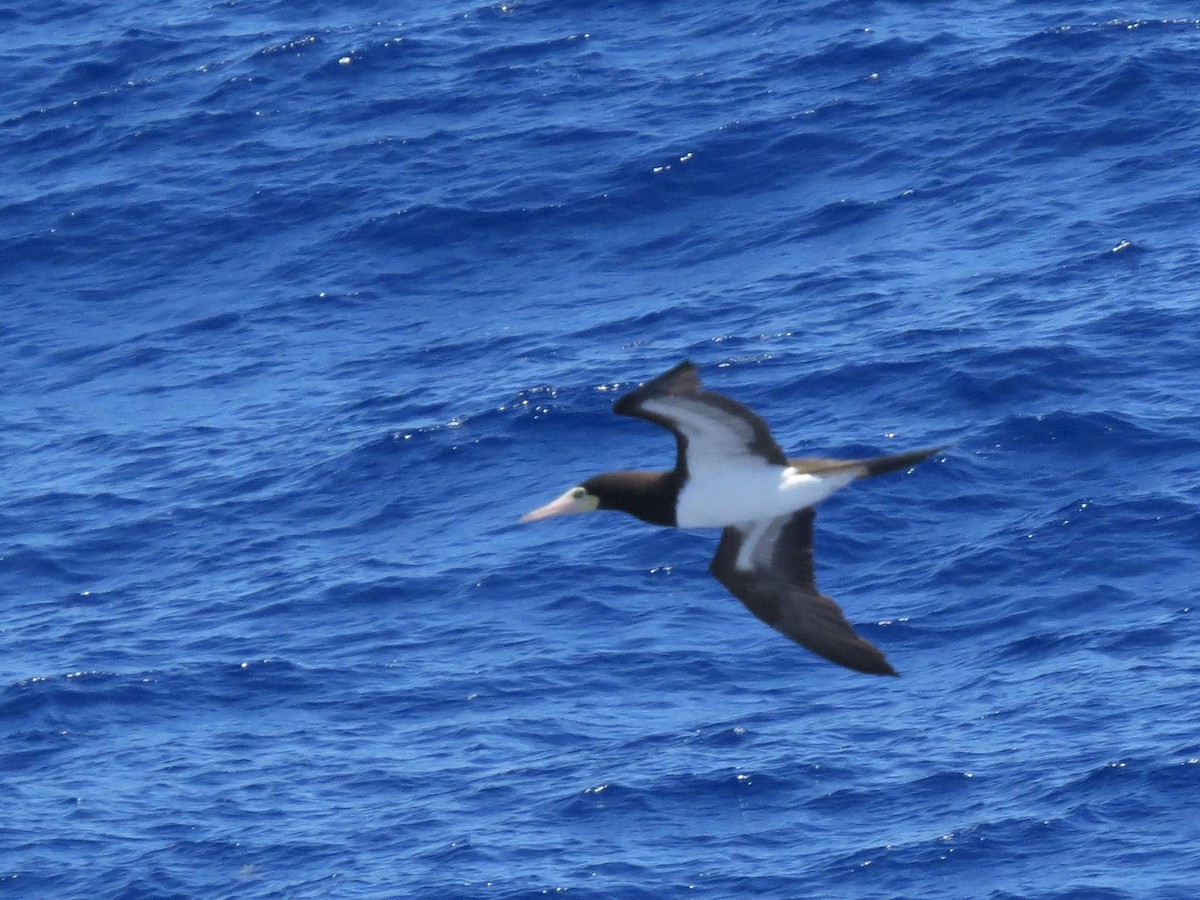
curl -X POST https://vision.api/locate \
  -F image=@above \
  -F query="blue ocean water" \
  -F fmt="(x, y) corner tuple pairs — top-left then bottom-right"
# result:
(3, 0), (1199, 895)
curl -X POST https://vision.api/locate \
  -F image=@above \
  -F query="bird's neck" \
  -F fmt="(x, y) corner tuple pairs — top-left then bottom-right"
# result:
(593, 470), (683, 527)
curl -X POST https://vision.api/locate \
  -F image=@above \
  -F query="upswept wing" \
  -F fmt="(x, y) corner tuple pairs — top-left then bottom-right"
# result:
(613, 360), (787, 478)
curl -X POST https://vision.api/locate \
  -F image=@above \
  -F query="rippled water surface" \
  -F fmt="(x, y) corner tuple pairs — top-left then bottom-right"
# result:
(3, 1), (1199, 897)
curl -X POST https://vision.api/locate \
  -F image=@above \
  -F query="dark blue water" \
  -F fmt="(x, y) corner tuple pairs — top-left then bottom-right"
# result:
(3, 1), (1199, 896)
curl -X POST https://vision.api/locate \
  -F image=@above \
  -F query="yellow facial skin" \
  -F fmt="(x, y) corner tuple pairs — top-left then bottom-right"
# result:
(520, 486), (600, 523)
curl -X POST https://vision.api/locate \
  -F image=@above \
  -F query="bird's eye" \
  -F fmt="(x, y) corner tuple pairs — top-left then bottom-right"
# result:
(572, 487), (585, 499)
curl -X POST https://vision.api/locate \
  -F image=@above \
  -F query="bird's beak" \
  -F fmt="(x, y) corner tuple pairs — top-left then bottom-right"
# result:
(520, 488), (599, 523)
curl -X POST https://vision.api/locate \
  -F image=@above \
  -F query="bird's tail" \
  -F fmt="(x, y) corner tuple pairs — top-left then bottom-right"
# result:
(788, 446), (947, 479)
(856, 445), (948, 478)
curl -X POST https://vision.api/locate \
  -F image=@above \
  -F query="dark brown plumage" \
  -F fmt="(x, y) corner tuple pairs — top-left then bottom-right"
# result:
(522, 360), (945, 676)
(711, 508), (898, 676)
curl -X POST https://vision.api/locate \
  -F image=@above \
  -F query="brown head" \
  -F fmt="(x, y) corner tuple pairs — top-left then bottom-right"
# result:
(520, 470), (682, 528)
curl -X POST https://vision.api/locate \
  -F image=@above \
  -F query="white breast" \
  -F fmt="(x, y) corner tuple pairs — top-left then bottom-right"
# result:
(674, 466), (857, 529)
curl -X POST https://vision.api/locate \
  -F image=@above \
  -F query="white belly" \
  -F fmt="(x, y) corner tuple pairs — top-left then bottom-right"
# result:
(674, 466), (856, 529)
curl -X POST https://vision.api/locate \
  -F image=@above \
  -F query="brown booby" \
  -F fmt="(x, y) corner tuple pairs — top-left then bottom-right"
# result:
(521, 361), (944, 676)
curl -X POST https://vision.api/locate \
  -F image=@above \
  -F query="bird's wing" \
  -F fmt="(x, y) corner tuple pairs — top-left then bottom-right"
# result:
(709, 507), (897, 676)
(613, 360), (787, 477)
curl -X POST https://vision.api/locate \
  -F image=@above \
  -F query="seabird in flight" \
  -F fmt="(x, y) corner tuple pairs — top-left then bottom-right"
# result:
(521, 361), (944, 676)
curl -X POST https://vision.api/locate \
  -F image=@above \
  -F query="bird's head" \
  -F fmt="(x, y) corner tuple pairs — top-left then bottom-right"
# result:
(520, 482), (602, 523)
(520, 471), (678, 526)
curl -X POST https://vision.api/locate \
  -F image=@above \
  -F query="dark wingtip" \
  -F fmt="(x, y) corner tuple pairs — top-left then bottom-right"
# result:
(841, 637), (899, 676)
(827, 639), (899, 676)
(656, 359), (698, 382)
(613, 360), (701, 415)
(858, 656), (899, 677)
